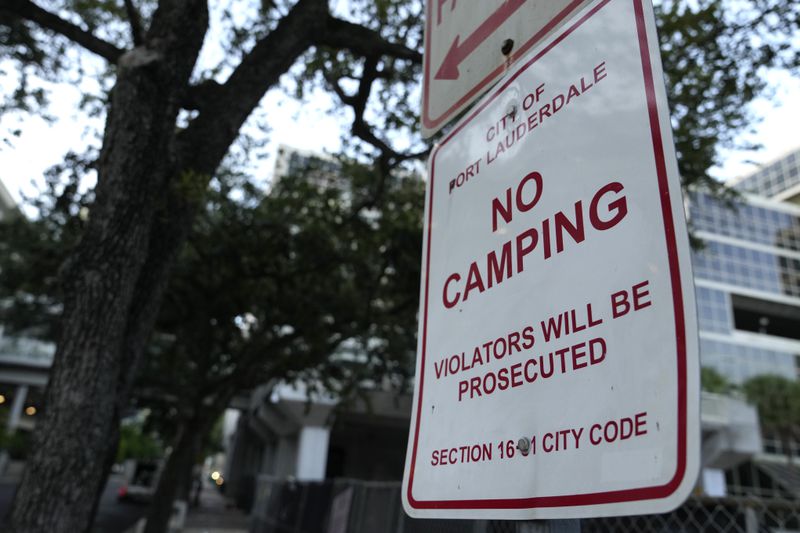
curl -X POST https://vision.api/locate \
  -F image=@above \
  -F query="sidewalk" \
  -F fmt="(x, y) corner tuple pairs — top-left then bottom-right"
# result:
(125, 483), (249, 533)
(182, 483), (249, 533)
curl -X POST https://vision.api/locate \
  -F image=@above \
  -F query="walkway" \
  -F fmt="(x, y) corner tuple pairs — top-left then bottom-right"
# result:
(182, 482), (249, 533)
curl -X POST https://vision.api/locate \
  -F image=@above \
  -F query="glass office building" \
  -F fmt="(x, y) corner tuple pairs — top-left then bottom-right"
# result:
(731, 146), (800, 204)
(690, 188), (800, 384)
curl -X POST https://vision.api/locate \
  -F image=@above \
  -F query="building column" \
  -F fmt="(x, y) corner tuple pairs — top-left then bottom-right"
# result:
(7, 384), (28, 432)
(274, 436), (297, 478)
(295, 426), (330, 481)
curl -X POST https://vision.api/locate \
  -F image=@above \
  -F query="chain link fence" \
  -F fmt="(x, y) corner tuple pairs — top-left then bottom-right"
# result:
(249, 475), (800, 533)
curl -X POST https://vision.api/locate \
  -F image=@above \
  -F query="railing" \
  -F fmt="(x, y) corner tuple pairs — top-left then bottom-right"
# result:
(250, 476), (800, 533)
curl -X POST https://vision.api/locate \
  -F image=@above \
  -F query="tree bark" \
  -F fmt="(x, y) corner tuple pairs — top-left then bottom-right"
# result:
(143, 412), (216, 533)
(7, 3), (208, 531)
(83, 419), (121, 533)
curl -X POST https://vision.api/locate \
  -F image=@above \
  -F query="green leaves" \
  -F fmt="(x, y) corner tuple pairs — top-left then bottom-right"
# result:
(701, 366), (733, 394)
(0, 149), (95, 337)
(656, 0), (800, 191)
(743, 374), (800, 441)
(133, 156), (423, 436)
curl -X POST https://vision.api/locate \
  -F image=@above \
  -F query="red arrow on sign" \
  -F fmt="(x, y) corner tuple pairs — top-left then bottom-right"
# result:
(435, 0), (527, 80)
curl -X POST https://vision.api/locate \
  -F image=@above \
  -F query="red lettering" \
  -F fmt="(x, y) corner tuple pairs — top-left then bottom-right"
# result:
(594, 61), (607, 83)
(443, 273), (461, 309)
(497, 367), (510, 390)
(515, 227), (538, 272)
(604, 420), (618, 442)
(462, 262), (485, 302)
(635, 412), (647, 436)
(521, 326), (535, 349)
(543, 432), (553, 453)
(458, 379), (468, 401)
(589, 337), (606, 364)
(492, 188), (513, 232)
(611, 289), (630, 318)
(524, 358), (538, 382)
(572, 341), (587, 369)
(510, 363), (523, 387)
(633, 280), (652, 310)
(470, 376), (481, 398)
(620, 417), (634, 440)
(590, 424), (602, 445)
(590, 181), (628, 230)
(487, 242), (512, 288)
(554, 201), (585, 253)
(483, 372), (497, 394)
(507, 331), (521, 354)
(516, 171), (543, 213)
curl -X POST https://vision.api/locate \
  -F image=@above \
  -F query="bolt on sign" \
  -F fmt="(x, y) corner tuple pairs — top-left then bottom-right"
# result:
(404, 0), (700, 519)
(422, 0), (594, 138)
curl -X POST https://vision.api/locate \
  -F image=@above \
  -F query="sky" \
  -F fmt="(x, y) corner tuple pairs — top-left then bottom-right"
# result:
(712, 70), (800, 183)
(0, 77), (346, 204)
(1, 8), (799, 205)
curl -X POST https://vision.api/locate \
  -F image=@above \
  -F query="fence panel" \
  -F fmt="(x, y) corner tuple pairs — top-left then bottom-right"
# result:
(250, 476), (800, 533)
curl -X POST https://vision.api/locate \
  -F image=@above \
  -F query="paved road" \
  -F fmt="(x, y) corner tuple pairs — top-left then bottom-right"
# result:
(0, 474), (147, 533)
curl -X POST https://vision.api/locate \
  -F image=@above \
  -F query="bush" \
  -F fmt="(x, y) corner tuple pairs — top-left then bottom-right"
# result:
(0, 429), (31, 460)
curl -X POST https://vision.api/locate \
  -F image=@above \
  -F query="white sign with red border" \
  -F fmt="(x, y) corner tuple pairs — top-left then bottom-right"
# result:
(404, 0), (699, 519)
(422, 0), (593, 137)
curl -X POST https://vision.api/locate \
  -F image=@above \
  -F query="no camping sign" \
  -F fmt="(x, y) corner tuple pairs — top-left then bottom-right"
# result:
(403, 0), (700, 520)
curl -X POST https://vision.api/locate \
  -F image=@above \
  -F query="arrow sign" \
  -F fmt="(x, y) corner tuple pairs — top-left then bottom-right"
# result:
(422, 0), (590, 137)
(435, 0), (527, 80)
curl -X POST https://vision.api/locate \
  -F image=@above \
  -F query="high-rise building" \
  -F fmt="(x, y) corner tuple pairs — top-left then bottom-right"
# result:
(730, 147), (800, 205)
(0, 178), (17, 222)
(273, 144), (339, 185)
(0, 179), (52, 475)
(690, 146), (800, 496)
(690, 190), (800, 384)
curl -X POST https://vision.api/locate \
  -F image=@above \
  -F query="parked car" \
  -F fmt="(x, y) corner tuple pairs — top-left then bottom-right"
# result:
(117, 459), (162, 504)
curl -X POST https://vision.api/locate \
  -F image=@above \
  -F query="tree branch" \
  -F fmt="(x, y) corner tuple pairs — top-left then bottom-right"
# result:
(182, 79), (223, 111)
(123, 0), (144, 46)
(176, 0), (329, 175)
(314, 14), (427, 172)
(1, 0), (125, 63)
(323, 58), (429, 176)
(317, 15), (422, 64)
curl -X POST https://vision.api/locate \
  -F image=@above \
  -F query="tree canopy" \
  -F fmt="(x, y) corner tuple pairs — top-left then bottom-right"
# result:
(743, 374), (800, 462)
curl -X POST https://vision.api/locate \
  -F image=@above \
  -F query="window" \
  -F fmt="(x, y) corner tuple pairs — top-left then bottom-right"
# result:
(731, 294), (800, 341)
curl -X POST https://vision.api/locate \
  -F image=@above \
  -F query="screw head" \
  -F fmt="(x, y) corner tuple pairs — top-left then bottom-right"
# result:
(517, 437), (531, 455)
(501, 39), (514, 56)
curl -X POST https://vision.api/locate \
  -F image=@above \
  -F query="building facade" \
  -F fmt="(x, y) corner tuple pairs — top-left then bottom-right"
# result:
(0, 179), (53, 474)
(690, 190), (800, 384)
(730, 146), (800, 205)
(692, 147), (800, 497)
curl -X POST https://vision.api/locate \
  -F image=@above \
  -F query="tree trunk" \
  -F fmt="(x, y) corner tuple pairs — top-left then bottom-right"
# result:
(7, 2), (332, 531)
(143, 414), (214, 533)
(84, 418), (121, 533)
(7, 4), (208, 532)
